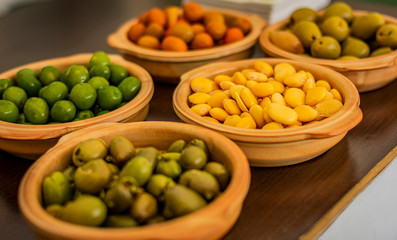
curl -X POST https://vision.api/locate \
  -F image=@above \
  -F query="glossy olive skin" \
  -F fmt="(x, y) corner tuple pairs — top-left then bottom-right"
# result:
(167, 139), (187, 153)
(72, 138), (108, 167)
(130, 192), (158, 223)
(155, 158), (182, 179)
(60, 195), (107, 226)
(180, 145), (208, 170)
(104, 182), (134, 213)
(119, 156), (153, 186)
(146, 174), (176, 199)
(42, 171), (72, 206)
(74, 159), (113, 194)
(108, 136), (136, 166)
(179, 169), (220, 200)
(104, 215), (138, 227)
(163, 184), (207, 218)
(204, 162), (230, 191)
(137, 147), (160, 170)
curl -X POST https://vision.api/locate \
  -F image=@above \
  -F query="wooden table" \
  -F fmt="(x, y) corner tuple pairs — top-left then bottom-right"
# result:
(0, 0), (396, 239)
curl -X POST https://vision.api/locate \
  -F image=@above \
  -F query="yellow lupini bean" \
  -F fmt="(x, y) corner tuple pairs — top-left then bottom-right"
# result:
(294, 105), (318, 122)
(330, 89), (342, 102)
(232, 71), (247, 85)
(306, 71), (315, 82)
(240, 87), (258, 109)
(240, 112), (253, 119)
(207, 91), (229, 108)
(262, 122), (283, 129)
(191, 103), (211, 116)
(267, 103), (298, 125)
(267, 80), (285, 93)
(253, 60), (273, 77)
(263, 106), (273, 123)
(284, 87), (305, 108)
(324, 90), (334, 101)
(246, 80), (258, 89)
(214, 74), (232, 85)
(202, 116), (220, 123)
(219, 80), (236, 90)
(191, 77), (218, 93)
(251, 82), (274, 98)
(303, 77), (316, 93)
(283, 70), (307, 88)
(316, 99), (343, 117)
(241, 68), (256, 75)
(274, 63), (296, 82)
(249, 104), (265, 128)
(230, 86), (248, 112)
(271, 92), (286, 106)
(245, 72), (268, 82)
(305, 86), (327, 106)
(316, 80), (331, 91)
(224, 115), (241, 127)
(259, 97), (272, 108)
(236, 116), (256, 129)
(209, 107), (229, 122)
(229, 85), (245, 96)
(223, 99), (242, 115)
(188, 92), (211, 104)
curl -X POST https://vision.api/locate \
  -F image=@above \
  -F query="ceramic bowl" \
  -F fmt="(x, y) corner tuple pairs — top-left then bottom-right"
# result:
(260, 10), (397, 93)
(173, 58), (363, 167)
(0, 53), (154, 160)
(107, 7), (266, 84)
(18, 121), (251, 240)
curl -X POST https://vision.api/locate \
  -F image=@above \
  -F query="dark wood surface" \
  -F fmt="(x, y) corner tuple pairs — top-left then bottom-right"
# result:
(0, 0), (396, 239)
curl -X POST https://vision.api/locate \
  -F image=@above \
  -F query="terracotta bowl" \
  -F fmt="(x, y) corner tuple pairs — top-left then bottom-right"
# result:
(173, 58), (363, 167)
(107, 7), (266, 84)
(0, 53), (154, 160)
(260, 10), (397, 93)
(18, 121), (251, 240)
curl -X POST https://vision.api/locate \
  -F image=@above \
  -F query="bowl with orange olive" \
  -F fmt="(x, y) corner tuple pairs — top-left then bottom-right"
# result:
(107, 2), (266, 83)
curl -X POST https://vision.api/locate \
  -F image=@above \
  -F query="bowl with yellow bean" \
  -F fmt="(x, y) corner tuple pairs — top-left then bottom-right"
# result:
(173, 58), (363, 167)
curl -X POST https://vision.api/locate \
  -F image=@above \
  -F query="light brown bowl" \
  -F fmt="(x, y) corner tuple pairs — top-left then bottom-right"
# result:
(260, 10), (397, 93)
(18, 121), (251, 240)
(0, 53), (154, 160)
(107, 7), (266, 84)
(173, 58), (363, 167)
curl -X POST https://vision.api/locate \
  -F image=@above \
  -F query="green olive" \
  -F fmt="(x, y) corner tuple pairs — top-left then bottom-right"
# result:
(42, 171), (72, 206)
(167, 139), (186, 153)
(45, 204), (63, 218)
(146, 174), (175, 199)
(146, 215), (165, 225)
(204, 162), (230, 191)
(60, 195), (107, 226)
(137, 147), (160, 170)
(187, 139), (209, 156)
(164, 184), (207, 218)
(108, 136), (136, 166)
(72, 138), (108, 167)
(179, 169), (220, 200)
(119, 156), (152, 186)
(104, 215), (138, 227)
(74, 159), (113, 194)
(180, 145), (208, 170)
(104, 182), (134, 213)
(155, 158), (182, 179)
(130, 192), (158, 223)
(88, 51), (111, 70)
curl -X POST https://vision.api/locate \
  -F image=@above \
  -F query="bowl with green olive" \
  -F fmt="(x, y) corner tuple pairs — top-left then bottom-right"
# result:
(260, 2), (397, 92)
(18, 121), (250, 240)
(0, 52), (154, 160)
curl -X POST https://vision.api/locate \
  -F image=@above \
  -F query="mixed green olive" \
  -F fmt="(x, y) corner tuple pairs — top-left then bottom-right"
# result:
(42, 137), (230, 227)
(0, 52), (141, 124)
(270, 1), (397, 59)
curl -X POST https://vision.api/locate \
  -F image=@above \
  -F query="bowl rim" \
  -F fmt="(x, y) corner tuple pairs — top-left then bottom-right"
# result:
(18, 121), (251, 239)
(0, 53), (154, 140)
(259, 10), (397, 72)
(107, 7), (266, 62)
(173, 58), (363, 143)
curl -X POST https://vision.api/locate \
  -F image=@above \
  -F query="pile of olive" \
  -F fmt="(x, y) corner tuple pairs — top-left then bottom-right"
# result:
(0, 51), (141, 124)
(270, 1), (397, 59)
(41, 136), (230, 227)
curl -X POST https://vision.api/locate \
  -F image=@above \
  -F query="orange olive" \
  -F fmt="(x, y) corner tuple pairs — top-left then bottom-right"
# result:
(183, 2), (204, 22)
(223, 27), (245, 44)
(191, 23), (206, 35)
(128, 23), (146, 43)
(203, 12), (225, 26)
(161, 36), (188, 51)
(206, 21), (227, 41)
(233, 17), (252, 35)
(144, 23), (164, 39)
(137, 35), (161, 49)
(147, 8), (167, 27)
(169, 22), (194, 43)
(191, 33), (214, 49)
